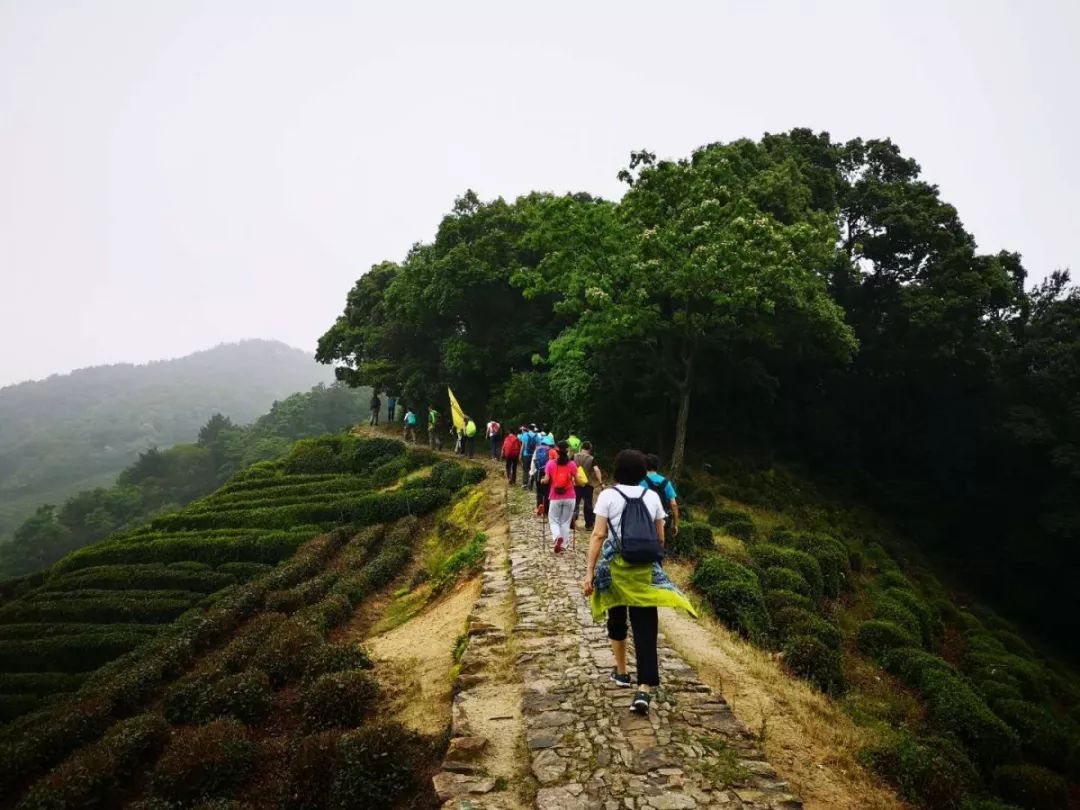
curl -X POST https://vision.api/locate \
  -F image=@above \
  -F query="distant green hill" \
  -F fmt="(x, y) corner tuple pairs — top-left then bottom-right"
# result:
(0, 340), (333, 544)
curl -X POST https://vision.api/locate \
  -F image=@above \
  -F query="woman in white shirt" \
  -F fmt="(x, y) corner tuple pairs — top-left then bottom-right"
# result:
(581, 449), (697, 715)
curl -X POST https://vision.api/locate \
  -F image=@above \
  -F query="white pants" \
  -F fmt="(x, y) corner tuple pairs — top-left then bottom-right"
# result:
(548, 498), (575, 541)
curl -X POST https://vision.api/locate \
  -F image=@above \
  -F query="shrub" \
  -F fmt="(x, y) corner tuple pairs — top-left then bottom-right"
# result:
(992, 699), (1071, 771)
(294, 594), (353, 634)
(303, 642), (372, 681)
(709, 507), (752, 527)
(250, 620), (324, 687)
(722, 515), (757, 541)
(0, 632), (155, 673)
(883, 588), (937, 647)
(666, 523), (714, 559)
(0, 594), (199, 625)
(918, 668), (1020, 770)
(301, 671), (379, 731)
(327, 722), (427, 808)
(859, 731), (980, 809)
(18, 713), (170, 810)
(42, 564), (236, 595)
(764, 589), (815, 616)
(287, 731), (343, 810)
(872, 596), (923, 643)
(0, 694), (39, 723)
(151, 719), (254, 804)
(783, 635), (844, 694)
(748, 544), (824, 599)
(690, 555), (769, 642)
(772, 608), (843, 649)
(0, 672), (86, 696)
(881, 647), (956, 687)
(788, 532), (851, 597)
(993, 764), (1068, 810)
(763, 566), (812, 597)
(856, 620), (915, 659)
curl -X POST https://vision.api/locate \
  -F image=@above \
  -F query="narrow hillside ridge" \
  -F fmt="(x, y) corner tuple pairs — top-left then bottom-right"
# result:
(440, 483), (802, 810)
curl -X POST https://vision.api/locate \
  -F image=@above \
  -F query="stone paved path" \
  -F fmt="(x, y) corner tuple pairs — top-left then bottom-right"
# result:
(508, 486), (800, 810)
(435, 482), (802, 810)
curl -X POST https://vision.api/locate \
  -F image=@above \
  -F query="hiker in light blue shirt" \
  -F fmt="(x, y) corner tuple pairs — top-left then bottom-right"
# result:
(639, 454), (679, 537)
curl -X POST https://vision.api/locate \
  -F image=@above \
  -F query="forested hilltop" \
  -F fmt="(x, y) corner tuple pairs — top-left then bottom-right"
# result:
(0, 383), (372, 580)
(0, 340), (334, 546)
(317, 129), (1079, 655)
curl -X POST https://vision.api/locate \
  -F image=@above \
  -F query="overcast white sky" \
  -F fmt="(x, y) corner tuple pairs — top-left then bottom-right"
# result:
(1, 1), (1077, 386)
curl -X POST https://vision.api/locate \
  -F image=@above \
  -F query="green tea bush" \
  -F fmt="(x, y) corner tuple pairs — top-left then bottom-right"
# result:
(764, 589), (815, 616)
(748, 544), (824, 599)
(300, 671), (379, 731)
(856, 620), (915, 659)
(250, 619), (324, 687)
(0, 594), (198, 625)
(41, 563), (235, 594)
(428, 461), (465, 491)
(18, 713), (170, 810)
(992, 763), (1068, 810)
(772, 609), (843, 650)
(349, 437), (406, 473)
(150, 719), (254, 805)
(0, 632), (154, 672)
(709, 507), (752, 527)
(994, 631), (1034, 658)
(965, 645), (1049, 704)
(788, 533), (851, 597)
(0, 622), (160, 640)
(52, 530), (311, 571)
(782, 635), (844, 694)
(287, 730), (342, 810)
(0, 672), (86, 696)
(293, 594), (353, 634)
(721, 515), (757, 541)
(918, 668), (1019, 770)
(666, 523), (714, 558)
(216, 562), (273, 580)
(690, 555), (769, 642)
(883, 588), (937, 647)
(303, 641), (372, 681)
(992, 699), (1071, 771)
(763, 566), (812, 597)
(164, 670), (272, 725)
(872, 596), (923, 644)
(0, 694), (39, 723)
(327, 722), (427, 808)
(881, 647), (956, 687)
(859, 731), (979, 809)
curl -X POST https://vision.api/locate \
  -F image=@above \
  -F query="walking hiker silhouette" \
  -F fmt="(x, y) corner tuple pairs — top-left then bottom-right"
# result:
(581, 449), (697, 714)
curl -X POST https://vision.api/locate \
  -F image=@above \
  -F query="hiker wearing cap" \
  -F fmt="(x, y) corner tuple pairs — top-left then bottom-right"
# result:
(582, 449), (696, 715)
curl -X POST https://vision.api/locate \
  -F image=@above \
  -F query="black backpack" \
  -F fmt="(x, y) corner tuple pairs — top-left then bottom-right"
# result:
(645, 475), (672, 517)
(611, 488), (665, 565)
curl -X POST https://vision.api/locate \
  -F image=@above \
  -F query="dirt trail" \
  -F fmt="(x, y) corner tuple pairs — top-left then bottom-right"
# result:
(658, 599), (903, 810)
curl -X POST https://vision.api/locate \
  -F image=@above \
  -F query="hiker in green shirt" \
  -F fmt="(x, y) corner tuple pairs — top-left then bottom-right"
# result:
(427, 405), (443, 450)
(463, 415), (478, 458)
(567, 432), (582, 454)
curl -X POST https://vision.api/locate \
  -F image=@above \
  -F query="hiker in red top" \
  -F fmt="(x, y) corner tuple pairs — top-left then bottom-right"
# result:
(502, 429), (522, 485)
(542, 440), (578, 554)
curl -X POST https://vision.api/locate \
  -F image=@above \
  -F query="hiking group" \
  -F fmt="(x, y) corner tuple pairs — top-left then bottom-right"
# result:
(374, 398), (695, 716)
(500, 425), (695, 715)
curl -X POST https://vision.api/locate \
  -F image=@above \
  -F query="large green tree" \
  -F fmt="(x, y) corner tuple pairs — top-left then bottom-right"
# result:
(523, 141), (856, 478)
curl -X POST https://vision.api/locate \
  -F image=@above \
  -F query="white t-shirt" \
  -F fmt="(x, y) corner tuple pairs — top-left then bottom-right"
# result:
(594, 484), (666, 537)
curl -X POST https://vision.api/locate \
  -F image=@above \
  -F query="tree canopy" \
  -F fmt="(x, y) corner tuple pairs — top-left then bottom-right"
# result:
(317, 130), (1078, 649)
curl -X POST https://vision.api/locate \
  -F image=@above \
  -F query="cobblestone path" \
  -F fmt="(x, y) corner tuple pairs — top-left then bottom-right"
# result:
(507, 486), (801, 810)
(434, 481), (802, 809)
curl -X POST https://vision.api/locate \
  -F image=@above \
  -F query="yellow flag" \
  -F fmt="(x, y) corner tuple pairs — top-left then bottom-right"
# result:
(447, 387), (466, 431)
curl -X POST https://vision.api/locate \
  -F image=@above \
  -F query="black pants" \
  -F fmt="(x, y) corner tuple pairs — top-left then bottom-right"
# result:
(388, 406), (395, 422)
(607, 606), (659, 686)
(574, 485), (595, 528)
(465, 435), (475, 458)
(521, 456), (533, 489)
(369, 410), (379, 426)
(505, 457), (518, 484)
(490, 436), (501, 459)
